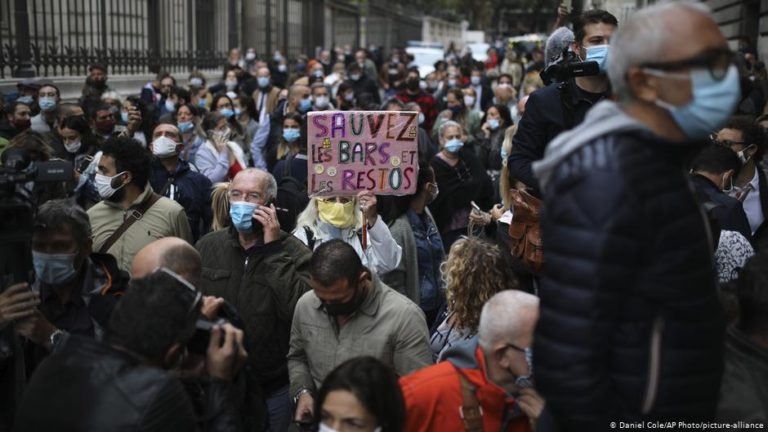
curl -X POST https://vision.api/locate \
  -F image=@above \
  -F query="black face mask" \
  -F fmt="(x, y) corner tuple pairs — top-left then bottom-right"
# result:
(323, 282), (365, 317)
(406, 78), (420, 91)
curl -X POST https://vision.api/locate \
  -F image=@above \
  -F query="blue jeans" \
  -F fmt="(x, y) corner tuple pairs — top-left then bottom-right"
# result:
(266, 384), (291, 432)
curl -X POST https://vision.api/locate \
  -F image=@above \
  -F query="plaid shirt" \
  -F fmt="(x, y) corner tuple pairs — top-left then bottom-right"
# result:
(396, 90), (438, 134)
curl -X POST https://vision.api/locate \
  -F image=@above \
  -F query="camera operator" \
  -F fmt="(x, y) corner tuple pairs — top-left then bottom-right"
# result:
(508, 10), (618, 196)
(14, 269), (247, 431)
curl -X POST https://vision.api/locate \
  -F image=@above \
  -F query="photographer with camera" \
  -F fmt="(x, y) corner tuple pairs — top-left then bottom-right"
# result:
(508, 10), (617, 196)
(14, 269), (247, 431)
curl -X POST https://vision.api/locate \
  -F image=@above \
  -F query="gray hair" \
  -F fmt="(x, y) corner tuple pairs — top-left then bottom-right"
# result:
(231, 168), (278, 201)
(35, 199), (92, 245)
(478, 290), (539, 351)
(607, 1), (712, 103)
(438, 120), (462, 139)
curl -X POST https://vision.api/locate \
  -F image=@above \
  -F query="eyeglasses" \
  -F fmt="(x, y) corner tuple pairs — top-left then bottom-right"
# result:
(505, 342), (528, 354)
(709, 133), (746, 148)
(157, 267), (202, 320)
(641, 47), (736, 81)
(228, 190), (262, 202)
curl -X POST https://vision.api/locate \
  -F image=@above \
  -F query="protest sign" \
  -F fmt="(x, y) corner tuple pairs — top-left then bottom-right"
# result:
(307, 111), (420, 197)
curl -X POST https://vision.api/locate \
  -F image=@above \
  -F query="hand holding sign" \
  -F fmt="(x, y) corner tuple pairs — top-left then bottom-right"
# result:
(358, 190), (378, 225)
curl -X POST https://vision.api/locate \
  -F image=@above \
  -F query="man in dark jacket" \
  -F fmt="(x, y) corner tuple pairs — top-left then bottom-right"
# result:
(196, 168), (312, 432)
(531, 3), (736, 429)
(508, 10), (617, 197)
(717, 251), (768, 421)
(347, 62), (381, 105)
(149, 123), (213, 242)
(690, 143), (753, 242)
(14, 270), (246, 431)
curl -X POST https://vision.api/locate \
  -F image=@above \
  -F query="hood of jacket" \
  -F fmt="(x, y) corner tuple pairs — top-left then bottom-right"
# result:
(532, 100), (650, 191)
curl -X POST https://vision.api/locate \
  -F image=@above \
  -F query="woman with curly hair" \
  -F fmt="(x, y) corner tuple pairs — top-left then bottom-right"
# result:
(429, 236), (518, 361)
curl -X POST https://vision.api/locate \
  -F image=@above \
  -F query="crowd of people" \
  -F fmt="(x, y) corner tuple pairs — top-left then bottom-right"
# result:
(0, 1), (767, 431)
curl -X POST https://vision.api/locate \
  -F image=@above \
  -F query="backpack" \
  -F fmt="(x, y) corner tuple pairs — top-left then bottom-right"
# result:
(274, 154), (309, 233)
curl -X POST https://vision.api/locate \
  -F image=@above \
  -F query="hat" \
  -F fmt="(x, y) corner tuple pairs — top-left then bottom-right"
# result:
(17, 78), (40, 90)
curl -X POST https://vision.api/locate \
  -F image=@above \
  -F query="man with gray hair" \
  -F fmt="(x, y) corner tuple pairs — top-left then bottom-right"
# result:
(531, 2), (737, 428)
(196, 168), (312, 432)
(401, 290), (544, 431)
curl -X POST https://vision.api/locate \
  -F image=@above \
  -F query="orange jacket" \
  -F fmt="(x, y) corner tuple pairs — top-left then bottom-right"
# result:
(400, 346), (532, 432)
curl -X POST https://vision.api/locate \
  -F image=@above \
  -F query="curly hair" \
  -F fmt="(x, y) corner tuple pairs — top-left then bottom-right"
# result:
(443, 237), (519, 333)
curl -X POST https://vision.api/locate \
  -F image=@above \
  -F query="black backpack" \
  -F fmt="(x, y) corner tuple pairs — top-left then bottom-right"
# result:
(275, 154), (309, 234)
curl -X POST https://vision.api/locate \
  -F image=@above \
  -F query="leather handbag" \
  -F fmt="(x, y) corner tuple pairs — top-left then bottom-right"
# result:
(507, 189), (544, 273)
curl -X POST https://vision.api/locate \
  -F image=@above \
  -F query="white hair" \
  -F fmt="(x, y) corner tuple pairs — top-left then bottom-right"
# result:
(100, 90), (122, 103)
(438, 120), (462, 139)
(607, 1), (712, 103)
(478, 290), (539, 350)
(231, 168), (278, 201)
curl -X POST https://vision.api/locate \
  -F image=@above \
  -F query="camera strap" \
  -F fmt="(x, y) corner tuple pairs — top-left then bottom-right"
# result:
(98, 193), (162, 254)
(558, 82), (576, 129)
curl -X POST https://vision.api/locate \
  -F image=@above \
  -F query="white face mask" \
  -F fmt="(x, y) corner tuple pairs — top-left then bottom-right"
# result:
(94, 171), (127, 199)
(151, 136), (179, 158)
(464, 96), (476, 107)
(64, 140), (82, 154)
(225, 79), (238, 90)
(315, 95), (330, 109)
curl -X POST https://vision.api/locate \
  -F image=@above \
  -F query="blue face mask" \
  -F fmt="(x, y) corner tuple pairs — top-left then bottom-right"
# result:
(283, 128), (301, 143)
(257, 76), (271, 88)
(651, 65), (740, 140)
(229, 201), (258, 233)
(234, 108), (242, 117)
(120, 111), (129, 124)
(220, 108), (235, 119)
(514, 347), (534, 389)
(178, 121), (194, 133)
(298, 98), (312, 113)
(38, 96), (57, 112)
(444, 138), (464, 153)
(488, 118), (500, 130)
(17, 95), (34, 105)
(32, 251), (78, 285)
(198, 98), (207, 109)
(585, 44), (609, 73)
(501, 145), (509, 163)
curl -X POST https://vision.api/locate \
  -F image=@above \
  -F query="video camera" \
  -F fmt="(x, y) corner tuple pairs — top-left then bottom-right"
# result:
(540, 48), (600, 85)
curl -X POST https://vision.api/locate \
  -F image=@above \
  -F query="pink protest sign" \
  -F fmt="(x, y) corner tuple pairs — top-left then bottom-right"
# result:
(307, 111), (420, 197)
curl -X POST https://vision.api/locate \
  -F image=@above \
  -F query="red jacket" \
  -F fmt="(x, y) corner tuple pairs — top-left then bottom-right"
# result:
(400, 346), (532, 432)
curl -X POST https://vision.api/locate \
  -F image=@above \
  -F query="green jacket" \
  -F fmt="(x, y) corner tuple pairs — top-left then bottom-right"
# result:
(196, 228), (312, 388)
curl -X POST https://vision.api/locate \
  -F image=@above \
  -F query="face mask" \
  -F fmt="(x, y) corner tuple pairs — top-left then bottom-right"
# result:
(277, 64), (287, 73)
(349, 73), (362, 81)
(447, 79), (457, 88)
(219, 107), (235, 119)
(257, 76), (271, 88)
(245, 52), (256, 61)
(585, 44), (609, 73)
(488, 118), (500, 130)
(234, 108), (242, 117)
(13, 118), (31, 132)
(296, 63), (306, 73)
(322, 283), (364, 317)
(190, 77), (204, 87)
(178, 121), (194, 133)
(737, 144), (755, 165)
(464, 96), (476, 107)
(344, 92), (355, 102)
(497, 82), (512, 88)
(225, 79), (238, 90)
(501, 145), (509, 162)
(64, 139), (82, 154)
(95, 119), (115, 134)
(470, 76), (481, 86)
(315, 95), (330, 109)
(318, 200), (356, 228)
(514, 347), (534, 389)
(406, 78), (420, 91)
(444, 138), (464, 153)
(197, 98), (207, 109)
(229, 201), (258, 233)
(298, 98), (312, 113)
(151, 136), (179, 158)
(449, 105), (463, 115)
(32, 251), (78, 285)
(313, 70), (324, 78)
(283, 128), (301, 143)
(418, 112), (425, 125)
(427, 81), (438, 90)
(164, 99), (176, 113)
(38, 96), (57, 112)
(651, 65), (740, 140)
(120, 111), (129, 124)
(17, 95), (34, 105)
(419, 80), (428, 91)
(95, 171), (127, 199)
(428, 183), (439, 203)
(722, 174), (734, 193)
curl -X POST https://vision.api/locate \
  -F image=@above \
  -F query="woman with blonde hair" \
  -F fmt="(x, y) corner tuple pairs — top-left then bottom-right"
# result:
(429, 236), (518, 361)
(210, 181), (231, 231)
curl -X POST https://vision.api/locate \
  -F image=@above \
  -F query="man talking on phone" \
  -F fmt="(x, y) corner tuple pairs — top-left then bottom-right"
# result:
(196, 168), (313, 432)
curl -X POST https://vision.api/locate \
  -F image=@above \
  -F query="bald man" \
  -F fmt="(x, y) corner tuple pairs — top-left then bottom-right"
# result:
(132, 237), (224, 319)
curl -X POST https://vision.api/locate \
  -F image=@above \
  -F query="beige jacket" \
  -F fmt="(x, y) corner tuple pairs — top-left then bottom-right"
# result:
(88, 184), (192, 271)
